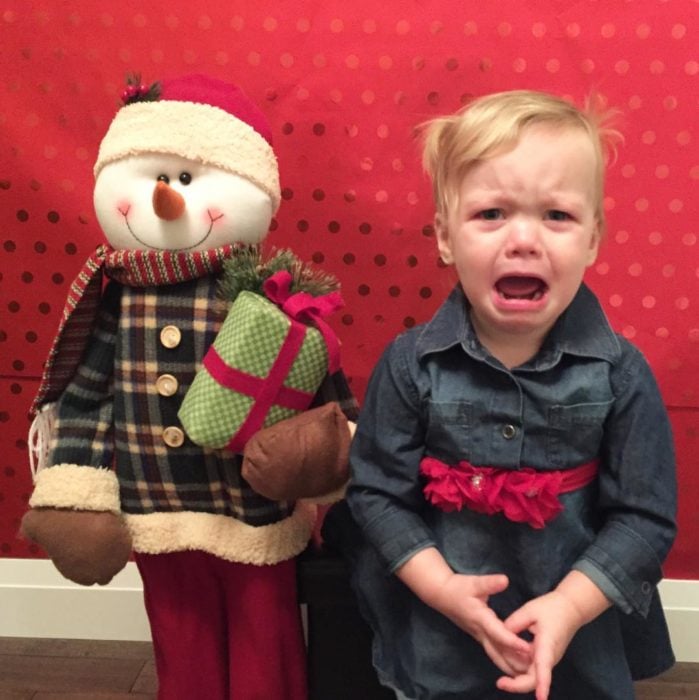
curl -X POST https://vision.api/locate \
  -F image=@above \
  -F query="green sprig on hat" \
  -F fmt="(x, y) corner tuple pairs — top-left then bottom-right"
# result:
(121, 73), (161, 106)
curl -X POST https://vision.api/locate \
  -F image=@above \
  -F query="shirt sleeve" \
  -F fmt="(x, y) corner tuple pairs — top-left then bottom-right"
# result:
(572, 342), (678, 617)
(345, 333), (436, 572)
(49, 281), (121, 469)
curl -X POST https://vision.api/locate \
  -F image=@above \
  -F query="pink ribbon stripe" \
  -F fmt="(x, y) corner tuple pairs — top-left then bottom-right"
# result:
(201, 316), (311, 453)
(202, 346), (314, 411)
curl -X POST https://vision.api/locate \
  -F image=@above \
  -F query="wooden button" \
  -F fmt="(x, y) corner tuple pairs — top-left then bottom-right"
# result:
(160, 325), (182, 349)
(155, 374), (179, 397)
(162, 426), (185, 448)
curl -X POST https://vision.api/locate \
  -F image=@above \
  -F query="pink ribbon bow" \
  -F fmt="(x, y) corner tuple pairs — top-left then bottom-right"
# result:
(263, 270), (344, 374)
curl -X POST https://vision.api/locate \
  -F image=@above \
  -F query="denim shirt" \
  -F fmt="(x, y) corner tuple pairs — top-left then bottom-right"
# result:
(338, 283), (677, 700)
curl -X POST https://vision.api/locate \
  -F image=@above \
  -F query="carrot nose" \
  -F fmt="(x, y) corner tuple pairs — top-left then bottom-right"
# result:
(152, 181), (186, 221)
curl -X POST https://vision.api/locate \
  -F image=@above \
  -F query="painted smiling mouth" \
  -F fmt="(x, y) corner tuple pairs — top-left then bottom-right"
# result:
(495, 276), (548, 301)
(117, 207), (223, 251)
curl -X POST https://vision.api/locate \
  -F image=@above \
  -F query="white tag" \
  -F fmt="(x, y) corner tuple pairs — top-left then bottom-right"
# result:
(28, 403), (57, 479)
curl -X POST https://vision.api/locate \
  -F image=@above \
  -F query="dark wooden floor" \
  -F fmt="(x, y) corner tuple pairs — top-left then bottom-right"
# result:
(635, 664), (699, 700)
(0, 637), (697, 699)
(0, 638), (156, 699)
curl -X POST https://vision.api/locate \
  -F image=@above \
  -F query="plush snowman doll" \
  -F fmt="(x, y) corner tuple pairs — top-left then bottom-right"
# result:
(21, 74), (357, 700)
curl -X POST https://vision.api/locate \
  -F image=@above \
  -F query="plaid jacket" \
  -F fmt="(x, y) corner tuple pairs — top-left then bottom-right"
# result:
(38, 275), (358, 564)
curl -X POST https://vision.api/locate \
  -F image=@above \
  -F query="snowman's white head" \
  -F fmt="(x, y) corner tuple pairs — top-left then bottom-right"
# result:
(92, 75), (280, 253)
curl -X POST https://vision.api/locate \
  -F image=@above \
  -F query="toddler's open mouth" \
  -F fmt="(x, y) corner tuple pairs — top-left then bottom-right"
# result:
(495, 276), (548, 301)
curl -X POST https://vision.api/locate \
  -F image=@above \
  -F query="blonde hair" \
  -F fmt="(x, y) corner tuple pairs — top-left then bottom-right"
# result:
(421, 90), (623, 232)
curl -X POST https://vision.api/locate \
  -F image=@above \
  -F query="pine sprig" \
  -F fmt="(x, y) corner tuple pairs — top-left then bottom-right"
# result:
(121, 73), (161, 106)
(218, 245), (340, 303)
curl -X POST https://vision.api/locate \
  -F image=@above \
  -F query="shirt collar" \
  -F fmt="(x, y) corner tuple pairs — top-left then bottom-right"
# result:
(416, 282), (621, 367)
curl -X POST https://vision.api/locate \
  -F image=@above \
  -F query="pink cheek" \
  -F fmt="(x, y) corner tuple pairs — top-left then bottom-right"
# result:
(116, 199), (132, 216)
(207, 208), (224, 225)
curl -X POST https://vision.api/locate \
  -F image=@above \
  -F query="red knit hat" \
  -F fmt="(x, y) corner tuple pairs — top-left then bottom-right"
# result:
(94, 74), (281, 211)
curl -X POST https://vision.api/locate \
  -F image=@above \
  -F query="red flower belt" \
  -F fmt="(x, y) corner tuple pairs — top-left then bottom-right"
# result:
(420, 457), (599, 529)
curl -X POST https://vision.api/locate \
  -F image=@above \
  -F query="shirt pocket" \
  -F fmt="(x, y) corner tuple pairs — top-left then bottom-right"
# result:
(425, 400), (473, 460)
(546, 399), (613, 467)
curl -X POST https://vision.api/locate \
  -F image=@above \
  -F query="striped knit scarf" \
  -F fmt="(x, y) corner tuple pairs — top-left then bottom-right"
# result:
(31, 243), (239, 413)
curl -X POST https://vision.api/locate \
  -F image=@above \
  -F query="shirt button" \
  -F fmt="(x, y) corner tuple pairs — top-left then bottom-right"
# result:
(641, 581), (652, 595)
(160, 325), (182, 349)
(162, 426), (185, 448)
(502, 424), (517, 440)
(155, 374), (179, 397)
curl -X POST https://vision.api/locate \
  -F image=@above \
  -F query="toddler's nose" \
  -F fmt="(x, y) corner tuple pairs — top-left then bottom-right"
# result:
(505, 219), (542, 257)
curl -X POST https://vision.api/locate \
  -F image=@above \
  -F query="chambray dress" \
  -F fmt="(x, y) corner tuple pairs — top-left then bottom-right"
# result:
(326, 284), (676, 700)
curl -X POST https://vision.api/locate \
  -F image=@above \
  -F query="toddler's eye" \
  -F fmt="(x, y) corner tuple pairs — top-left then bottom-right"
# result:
(157, 174), (170, 184)
(179, 172), (192, 185)
(478, 208), (503, 220)
(546, 210), (571, 221)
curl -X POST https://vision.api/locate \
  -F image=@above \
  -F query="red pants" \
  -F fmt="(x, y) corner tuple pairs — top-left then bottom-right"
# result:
(135, 551), (307, 700)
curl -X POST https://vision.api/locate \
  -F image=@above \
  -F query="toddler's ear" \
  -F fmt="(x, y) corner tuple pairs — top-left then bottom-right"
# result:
(585, 221), (601, 267)
(434, 213), (454, 264)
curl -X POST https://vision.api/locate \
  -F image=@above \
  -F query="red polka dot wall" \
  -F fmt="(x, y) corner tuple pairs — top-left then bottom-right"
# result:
(1, 2), (697, 576)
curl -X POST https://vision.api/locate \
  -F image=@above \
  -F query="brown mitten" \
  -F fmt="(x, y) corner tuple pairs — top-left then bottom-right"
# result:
(242, 402), (352, 501)
(20, 508), (132, 586)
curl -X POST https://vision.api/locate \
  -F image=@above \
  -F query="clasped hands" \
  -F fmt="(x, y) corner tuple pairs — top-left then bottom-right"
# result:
(428, 572), (590, 700)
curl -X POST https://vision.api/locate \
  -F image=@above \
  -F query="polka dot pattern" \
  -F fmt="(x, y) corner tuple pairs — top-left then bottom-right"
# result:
(0, 378), (37, 558)
(0, 2), (697, 576)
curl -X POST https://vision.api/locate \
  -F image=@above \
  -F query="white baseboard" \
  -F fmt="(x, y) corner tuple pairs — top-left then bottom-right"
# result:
(0, 559), (151, 642)
(658, 579), (699, 663)
(1, 559), (697, 663)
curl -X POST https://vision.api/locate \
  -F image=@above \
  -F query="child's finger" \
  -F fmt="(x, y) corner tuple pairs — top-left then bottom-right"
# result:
(483, 641), (530, 678)
(469, 573), (510, 599)
(534, 640), (554, 700)
(496, 670), (537, 695)
(482, 615), (532, 656)
(503, 604), (536, 635)
(502, 647), (533, 674)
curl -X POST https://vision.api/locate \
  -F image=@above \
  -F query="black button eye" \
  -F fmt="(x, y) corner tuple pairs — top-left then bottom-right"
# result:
(179, 172), (192, 185)
(157, 174), (170, 184)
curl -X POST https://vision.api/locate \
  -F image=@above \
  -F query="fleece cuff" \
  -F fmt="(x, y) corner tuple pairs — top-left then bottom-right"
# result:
(29, 464), (121, 513)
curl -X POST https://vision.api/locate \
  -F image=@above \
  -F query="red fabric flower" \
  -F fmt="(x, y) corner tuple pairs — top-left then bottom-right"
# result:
(496, 468), (564, 528)
(420, 458), (566, 529)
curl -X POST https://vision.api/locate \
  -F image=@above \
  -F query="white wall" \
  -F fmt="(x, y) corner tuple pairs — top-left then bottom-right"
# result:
(0, 558), (697, 662)
(0, 559), (150, 642)
(658, 579), (699, 663)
